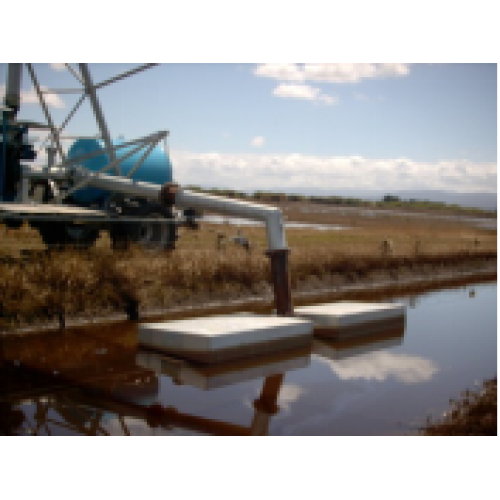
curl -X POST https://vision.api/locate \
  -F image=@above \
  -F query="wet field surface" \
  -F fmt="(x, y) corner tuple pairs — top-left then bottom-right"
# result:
(202, 214), (347, 230)
(202, 209), (496, 231)
(1, 281), (496, 436)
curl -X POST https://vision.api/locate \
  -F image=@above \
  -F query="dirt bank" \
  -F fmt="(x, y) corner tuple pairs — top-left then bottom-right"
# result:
(1, 250), (496, 333)
(420, 378), (497, 436)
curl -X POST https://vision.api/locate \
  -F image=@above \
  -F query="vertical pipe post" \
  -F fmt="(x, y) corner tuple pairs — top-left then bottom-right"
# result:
(2, 64), (22, 201)
(4, 63), (22, 114)
(251, 373), (284, 435)
(19, 174), (29, 203)
(1, 110), (6, 200)
(163, 186), (294, 317)
(266, 248), (294, 316)
(46, 146), (56, 169)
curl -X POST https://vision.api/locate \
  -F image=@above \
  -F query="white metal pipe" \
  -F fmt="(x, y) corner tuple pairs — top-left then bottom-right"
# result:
(84, 176), (288, 250)
(176, 189), (288, 251)
(54, 140), (148, 203)
(22, 166), (289, 251)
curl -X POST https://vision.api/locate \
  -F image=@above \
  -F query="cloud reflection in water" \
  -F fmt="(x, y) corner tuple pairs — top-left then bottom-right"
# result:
(316, 351), (438, 384)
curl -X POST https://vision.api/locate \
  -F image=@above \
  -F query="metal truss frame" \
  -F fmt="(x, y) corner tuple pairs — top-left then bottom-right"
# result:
(19, 63), (166, 203)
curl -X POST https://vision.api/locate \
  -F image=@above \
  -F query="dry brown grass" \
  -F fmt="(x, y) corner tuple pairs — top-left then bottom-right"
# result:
(421, 378), (497, 436)
(0, 210), (496, 329)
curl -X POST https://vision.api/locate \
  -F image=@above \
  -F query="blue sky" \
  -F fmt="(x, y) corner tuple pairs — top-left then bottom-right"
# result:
(1, 63), (497, 195)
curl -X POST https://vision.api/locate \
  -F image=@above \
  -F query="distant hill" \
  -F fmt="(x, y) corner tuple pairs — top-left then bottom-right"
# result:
(394, 190), (497, 211)
(191, 183), (497, 212)
(279, 188), (497, 211)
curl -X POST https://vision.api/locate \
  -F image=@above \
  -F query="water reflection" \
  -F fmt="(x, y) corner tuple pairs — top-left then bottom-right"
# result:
(136, 346), (310, 390)
(1, 281), (495, 435)
(313, 320), (438, 384)
(316, 352), (438, 384)
(202, 215), (347, 231)
(0, 327), (311, 436)
(0, 316), (407, 436)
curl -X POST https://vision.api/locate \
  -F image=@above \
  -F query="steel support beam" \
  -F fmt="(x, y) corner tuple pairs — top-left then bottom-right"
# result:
(78, 64), (118, 174)
(125, 137), (159, 179)
(95, 63), (158, 90)
(26, 64), (66, 163)
(36, 94), (86, 154)
(64, 64), (84, 85)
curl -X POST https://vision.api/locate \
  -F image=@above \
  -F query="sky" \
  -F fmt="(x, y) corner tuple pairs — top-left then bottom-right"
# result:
(1, 62), (497, 196)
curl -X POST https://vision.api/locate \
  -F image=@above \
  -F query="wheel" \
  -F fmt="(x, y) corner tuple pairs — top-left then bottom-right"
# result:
(37, 222), (99, 249)
(135, 212), (170, 249)
(110, 206), (176, 251)
(4, 218), (23, 230)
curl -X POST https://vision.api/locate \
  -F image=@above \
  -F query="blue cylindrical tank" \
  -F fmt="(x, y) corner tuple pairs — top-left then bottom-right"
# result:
(67, 138), (173, 206)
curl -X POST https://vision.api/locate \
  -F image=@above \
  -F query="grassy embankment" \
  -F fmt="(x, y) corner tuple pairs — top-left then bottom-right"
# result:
(421, 378), (497, 436)
(0, 205), (496, 330)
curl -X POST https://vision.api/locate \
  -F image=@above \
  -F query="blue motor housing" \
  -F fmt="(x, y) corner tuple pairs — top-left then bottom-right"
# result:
(67, 138), (173, 206)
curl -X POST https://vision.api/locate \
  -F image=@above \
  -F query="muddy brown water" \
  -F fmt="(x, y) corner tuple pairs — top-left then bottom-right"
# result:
(0, 279), (496, 435)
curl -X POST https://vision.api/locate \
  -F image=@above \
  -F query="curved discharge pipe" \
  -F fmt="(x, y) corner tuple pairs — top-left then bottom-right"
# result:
(176, 189), (287, 251)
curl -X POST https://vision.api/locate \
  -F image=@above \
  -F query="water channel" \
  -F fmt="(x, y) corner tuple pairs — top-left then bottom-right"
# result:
(0, 280), (496, 436)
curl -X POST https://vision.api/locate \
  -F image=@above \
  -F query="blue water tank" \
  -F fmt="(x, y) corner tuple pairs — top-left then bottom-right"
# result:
(67, 138), (173, 206)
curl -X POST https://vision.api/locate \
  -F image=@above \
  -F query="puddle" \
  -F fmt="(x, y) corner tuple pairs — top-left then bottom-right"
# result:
(202, 215), (347, 231)
(295, 205), (497, 230)
(0, 282), (496, 435)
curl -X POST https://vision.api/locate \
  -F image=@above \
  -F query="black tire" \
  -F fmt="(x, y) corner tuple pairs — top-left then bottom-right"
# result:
(110, 206), (176, 251)
(4, 218), (24, 230)
(38, 222), (99, 249)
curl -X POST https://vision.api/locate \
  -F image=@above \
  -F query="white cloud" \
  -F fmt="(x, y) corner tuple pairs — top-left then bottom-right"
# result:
(254, 63), (304, 81)
(50, 63), (66, 72)
(254, 63), (411, 84)
(273, 84), (338, 105)
(170, 150), (497, 194)
(317, 351), (438, 384)
(277, 384), (305, 411)
(251, 136), (265, 147)
(274, 83), (317, 100)
(0, 84), (65, 109)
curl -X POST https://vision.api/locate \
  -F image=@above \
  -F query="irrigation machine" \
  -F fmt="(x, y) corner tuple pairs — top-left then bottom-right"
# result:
(1, 63), (293, 314)
(1, 63), (198, 250)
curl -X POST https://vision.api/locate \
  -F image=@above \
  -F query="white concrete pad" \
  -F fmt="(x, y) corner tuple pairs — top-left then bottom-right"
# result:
(138, 313), (313, 363)
(294, 301), (406, 330)
(136, 348), (311, 390)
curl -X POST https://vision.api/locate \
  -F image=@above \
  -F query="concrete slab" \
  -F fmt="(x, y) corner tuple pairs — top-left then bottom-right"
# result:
(294, 301), (406, 338)
(136, 346), (311, 390)
(138, 313), (313, 363)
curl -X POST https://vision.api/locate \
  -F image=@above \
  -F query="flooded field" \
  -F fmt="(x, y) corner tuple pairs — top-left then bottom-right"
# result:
(202, 214), (347, 231)
(280, 202), (497, 231)
(0, 280), (496, 436)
